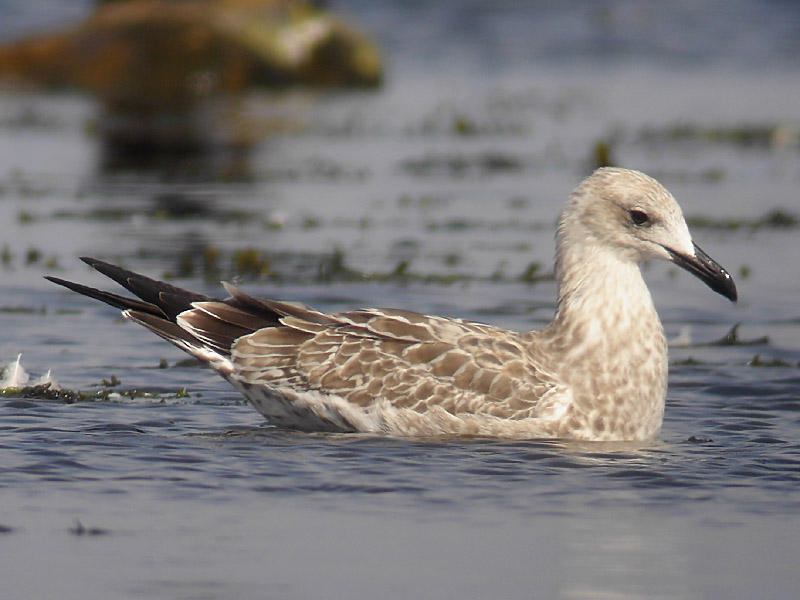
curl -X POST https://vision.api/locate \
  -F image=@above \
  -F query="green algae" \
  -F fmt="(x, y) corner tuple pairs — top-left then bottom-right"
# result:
(401, 152), (524, 177)
(638, 123), (789, 148)
(708, 324), (770, 347)
(687, 209), (799, 231)
(748, 355), (799, 368)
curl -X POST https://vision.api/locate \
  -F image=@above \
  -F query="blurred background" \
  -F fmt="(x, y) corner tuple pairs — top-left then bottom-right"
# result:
(2, 3), (800, 599)
(0, 0), (798, 295)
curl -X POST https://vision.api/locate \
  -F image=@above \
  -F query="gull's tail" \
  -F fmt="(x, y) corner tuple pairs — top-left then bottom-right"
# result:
(46, 257), (326, 363)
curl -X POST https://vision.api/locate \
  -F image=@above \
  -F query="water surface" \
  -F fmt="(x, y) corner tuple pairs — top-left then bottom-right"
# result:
(2, 1), (800, 598)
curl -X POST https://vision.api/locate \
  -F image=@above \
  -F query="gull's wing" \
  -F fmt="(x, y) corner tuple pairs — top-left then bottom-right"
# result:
(48, 258), (559, 429)
(221, 305), (555, 420)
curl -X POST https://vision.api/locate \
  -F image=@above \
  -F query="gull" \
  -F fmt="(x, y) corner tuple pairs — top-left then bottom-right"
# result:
(46, 168), (736, 441)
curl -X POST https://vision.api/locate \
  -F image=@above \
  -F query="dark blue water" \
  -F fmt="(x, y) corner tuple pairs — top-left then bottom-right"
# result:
(2, 1), (800, 598)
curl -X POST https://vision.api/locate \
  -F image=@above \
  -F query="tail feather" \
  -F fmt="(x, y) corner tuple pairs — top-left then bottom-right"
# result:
(78, 256), (212, 319)
(125, 309), (237, 376)
(45, 275), (163, 316)
(47, 257), (296, 360)
(124, 309), (200, 349)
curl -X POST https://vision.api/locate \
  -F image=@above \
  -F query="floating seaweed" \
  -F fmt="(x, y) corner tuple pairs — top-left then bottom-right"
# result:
(687, 209), (799, 231)
(707, 324), (770, 347)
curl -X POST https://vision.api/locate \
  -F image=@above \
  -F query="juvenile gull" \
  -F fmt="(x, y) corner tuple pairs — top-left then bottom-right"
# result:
(47, 168), (736, 441)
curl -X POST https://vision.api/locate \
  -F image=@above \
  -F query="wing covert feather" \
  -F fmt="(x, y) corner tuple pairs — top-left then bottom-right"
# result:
(233, 310), (555, 419)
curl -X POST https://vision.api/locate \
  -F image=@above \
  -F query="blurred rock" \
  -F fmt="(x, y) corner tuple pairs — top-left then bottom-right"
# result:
(0, 0), (382, 109)
(0, 0), (382, 175)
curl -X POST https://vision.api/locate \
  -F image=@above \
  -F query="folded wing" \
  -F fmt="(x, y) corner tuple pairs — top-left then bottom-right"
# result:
(48, 258), (557, 426)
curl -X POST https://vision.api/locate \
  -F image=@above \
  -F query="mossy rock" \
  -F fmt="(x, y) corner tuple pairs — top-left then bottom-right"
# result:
(0, 0), (382, 109)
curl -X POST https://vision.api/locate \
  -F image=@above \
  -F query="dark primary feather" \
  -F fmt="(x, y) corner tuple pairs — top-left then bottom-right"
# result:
(44, 275), (163, 316)
(78, 256), (213, 319)
(46, 257), (284, 357)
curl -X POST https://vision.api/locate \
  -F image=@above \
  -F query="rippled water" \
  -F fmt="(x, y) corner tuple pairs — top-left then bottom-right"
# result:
(2, 1), (800, 599)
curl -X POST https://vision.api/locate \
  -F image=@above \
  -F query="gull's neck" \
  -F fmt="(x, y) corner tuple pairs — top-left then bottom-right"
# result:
(535, 236), (668, 440)
(552, 240), (653, 327)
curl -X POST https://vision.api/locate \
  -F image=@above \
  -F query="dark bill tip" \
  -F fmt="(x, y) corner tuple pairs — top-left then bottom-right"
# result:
(667, 243), (737, 302)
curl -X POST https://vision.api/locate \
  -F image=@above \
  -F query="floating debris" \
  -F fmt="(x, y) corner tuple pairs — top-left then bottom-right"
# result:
(317, 247), (363, 282)
(69, 519), (109, 537)
(25, 248), (42, 265)
(161, 242), (560, 286)
(0, 382), (79, 402)
(0, 306), (46, 314)
(232, 248), (273, 279)
(748, 355), (798, 368)
(638, 123), (797, 149)
(1, 354), (30, 389)
(412, 106), (529, 138)
(761, 210), (799, 228)
(0, 357), (197, 403)
(100, 375), (122, 388)
(169, 245), (282, 282)
(591, 139), (616, 169)
(519, 261), (550, 284)
(0, 383), (204, 404)
(17, 211), (35, 225)
(672, 357), (703, 366)
(669, 324), (769, 350)
(687, 209), (799, 232)
(708, 324), (769, 347)
(0, 243), (60, 271)
(685, 436), (714, 444)
(668, 326), (693, 347)
(401, 152), (524, 178)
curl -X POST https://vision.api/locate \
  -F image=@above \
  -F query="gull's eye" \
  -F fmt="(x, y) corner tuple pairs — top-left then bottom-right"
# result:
(629, 209), (649, 226)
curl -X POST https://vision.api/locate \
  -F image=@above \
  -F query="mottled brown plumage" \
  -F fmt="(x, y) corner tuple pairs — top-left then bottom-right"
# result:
(47, 168), (737, 440)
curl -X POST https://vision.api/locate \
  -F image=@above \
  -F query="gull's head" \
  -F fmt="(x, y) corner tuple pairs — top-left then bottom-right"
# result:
(559, 167), (737, 301)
